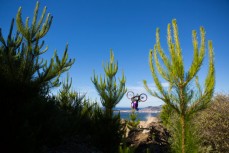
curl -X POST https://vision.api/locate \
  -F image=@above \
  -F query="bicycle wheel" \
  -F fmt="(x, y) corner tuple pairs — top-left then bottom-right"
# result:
(126, 91), (134, 99)
(139, 93), (147, 102)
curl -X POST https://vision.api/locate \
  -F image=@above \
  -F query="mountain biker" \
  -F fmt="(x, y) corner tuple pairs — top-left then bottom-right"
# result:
(131, 95), (141, 111)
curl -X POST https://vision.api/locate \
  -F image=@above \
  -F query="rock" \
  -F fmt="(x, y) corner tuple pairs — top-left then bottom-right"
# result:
(142, 129), (150, 134)
(125, 117), (170, 153)
(139, 117), (159, 128)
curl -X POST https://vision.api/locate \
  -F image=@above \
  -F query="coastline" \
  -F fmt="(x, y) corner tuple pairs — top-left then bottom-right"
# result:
(114, 110), (160, 113)
(114, 106), (162, 113)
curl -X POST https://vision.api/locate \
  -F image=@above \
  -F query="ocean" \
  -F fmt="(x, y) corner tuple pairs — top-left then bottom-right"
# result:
(114, 107), (160, 121)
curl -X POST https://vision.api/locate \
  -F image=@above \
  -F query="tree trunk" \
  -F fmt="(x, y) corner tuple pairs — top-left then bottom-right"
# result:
(106, 107), (113, 118)
(181, 114), (186, 153)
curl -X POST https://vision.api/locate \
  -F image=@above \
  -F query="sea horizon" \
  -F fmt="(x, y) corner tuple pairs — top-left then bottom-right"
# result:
(114, 106), (160, 121)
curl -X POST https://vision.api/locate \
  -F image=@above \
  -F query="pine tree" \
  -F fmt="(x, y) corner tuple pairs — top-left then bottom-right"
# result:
(143, 19), (215, 153)
(0, 2), (75, 152)
(0, 1), (75, 98)
(57, 73), (85, 112)
(16, 1), (75, 88)
(91, 50), (127, 118)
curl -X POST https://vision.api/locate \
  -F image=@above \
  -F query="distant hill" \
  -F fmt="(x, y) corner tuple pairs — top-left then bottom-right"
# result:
(138, 105), (162, 113)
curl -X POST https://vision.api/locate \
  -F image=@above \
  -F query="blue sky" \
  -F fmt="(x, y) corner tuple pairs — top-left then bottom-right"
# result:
(1, 0), (229, 107)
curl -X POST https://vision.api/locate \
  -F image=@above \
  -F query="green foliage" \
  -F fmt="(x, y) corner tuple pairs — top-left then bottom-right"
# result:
(194, 93), (229, 153)
(165, 113), (202, 153)
(58, 80), (125, 153)
(92, 50), (127, 117)
(159, 104), (174, 128)
(1, 2), (126, 152)
(56, 73), (97, 137)
(119, 145), (135, 153)
(0, 2), (74, 152)
(57, 75), (123, 152)
(91, 106), (124, 153)
(0, 2), (74, 91)
(144, 19), (215, 153)
(16, 2), (74, 88)
(57, 73), (85, 112)
(90, 50), (127, 152)
(127, 109), (140, 129)
(0, 2), (75, 108)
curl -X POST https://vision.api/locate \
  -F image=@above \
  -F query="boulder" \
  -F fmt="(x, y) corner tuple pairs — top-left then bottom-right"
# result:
(126, 117), (170, 153)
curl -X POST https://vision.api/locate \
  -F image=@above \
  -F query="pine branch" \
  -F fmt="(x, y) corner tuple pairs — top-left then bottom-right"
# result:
(92, 50), (126, 117)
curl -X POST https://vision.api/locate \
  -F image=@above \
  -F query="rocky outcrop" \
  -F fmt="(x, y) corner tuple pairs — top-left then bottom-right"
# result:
(125, 117), (170, 153)
(45, 117), (169, 153)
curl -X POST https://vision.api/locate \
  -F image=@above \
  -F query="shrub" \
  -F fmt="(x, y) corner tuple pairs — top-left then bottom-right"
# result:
(194, 93), (229, 153)
(127, 109), (140, 130)
(91, 107), (124, 153)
